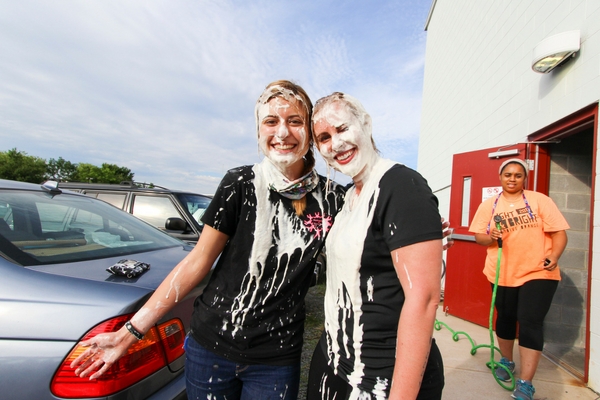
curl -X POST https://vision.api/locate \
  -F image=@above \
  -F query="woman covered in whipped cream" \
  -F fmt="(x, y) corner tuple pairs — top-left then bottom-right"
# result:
(71, 80), (345, 400)
(307, 92), (445, 399)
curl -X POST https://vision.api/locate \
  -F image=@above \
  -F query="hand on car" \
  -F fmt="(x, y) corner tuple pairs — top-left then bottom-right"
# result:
(70, 329), (134, 380)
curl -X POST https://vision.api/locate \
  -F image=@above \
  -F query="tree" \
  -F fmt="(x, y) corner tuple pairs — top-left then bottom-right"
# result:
(0, 148), (47, 183)
(99, 163), (134, 183)
(1, 148), (135, 184)
(74, 163), (134, 184)
(47, 157), (78, 182)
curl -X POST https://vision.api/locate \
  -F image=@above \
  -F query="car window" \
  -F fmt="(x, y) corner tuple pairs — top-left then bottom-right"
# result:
(176, 193), (211, 225)
(131, 195), (183, 229)
(96, 192), (127, 209)
(0, 203), (12, 228)
(69, 190), (127, 210)
(0, 190), (182, 266)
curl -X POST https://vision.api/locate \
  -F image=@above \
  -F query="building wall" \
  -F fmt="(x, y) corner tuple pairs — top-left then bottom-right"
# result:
(545, 131), (592, 377)
(419, 0), (600, 389)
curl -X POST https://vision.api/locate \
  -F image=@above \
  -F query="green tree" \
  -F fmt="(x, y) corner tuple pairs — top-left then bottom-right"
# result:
(74, 163), (102, 183)
(47, 157), (78, 182)
(99, 163), (134, 183)
(74, 163), (134, 184)
(0, 148), (47, 183)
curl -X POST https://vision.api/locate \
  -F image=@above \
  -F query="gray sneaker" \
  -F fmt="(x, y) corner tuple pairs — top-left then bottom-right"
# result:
(494, 357), (515, 381)
(512, 379), (535, 400)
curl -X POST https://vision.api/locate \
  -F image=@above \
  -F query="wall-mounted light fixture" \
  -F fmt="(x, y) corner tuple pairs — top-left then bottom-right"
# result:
(532, 30), (580, 73)
(488, 148), (520, 159)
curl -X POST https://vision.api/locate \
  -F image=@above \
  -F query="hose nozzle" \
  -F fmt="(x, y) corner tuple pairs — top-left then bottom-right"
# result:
(493, 215), (503, 248)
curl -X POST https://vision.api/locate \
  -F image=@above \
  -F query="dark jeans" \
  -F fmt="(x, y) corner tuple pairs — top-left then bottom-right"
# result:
(184, 335), (300, 400)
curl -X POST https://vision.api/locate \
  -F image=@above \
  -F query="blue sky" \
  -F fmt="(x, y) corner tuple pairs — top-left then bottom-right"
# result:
(0, 0), (432, 194)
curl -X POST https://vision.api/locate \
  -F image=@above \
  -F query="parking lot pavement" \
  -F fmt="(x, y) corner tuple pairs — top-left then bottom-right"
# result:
(434, 308), (600, 400)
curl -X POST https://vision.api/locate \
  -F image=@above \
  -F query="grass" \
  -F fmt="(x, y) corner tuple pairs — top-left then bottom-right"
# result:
(298, 281), (326, 400)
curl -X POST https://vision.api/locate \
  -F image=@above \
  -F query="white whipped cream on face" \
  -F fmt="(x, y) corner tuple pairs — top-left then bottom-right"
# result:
(314, 102), (378, 180)
(256, 93), (308, 173)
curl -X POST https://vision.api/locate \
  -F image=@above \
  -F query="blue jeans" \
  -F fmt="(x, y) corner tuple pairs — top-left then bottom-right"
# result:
(184, 335), (300, 400)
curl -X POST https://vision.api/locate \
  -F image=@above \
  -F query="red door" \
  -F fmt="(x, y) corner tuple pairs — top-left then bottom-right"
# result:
(444, 143), (549, 327)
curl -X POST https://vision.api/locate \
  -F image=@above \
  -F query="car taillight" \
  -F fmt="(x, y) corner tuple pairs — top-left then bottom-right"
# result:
(157, 319), (186, 363)
(50, 314), (186, 398)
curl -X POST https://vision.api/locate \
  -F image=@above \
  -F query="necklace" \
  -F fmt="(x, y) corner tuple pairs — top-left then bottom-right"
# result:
(486, 191), (535, 234)
(502, 192), (523, 207)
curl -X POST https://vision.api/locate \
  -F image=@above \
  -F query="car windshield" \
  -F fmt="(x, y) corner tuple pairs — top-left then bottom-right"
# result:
(176, 193), (212, 225)
(0, 188), (183, 266)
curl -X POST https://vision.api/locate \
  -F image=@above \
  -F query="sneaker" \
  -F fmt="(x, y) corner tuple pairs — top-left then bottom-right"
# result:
(494, 357), (515, 381)
(512, 379), (535, 400)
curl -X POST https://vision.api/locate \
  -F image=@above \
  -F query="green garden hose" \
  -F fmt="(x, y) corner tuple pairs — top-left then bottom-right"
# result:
(434, 216), (515, 391)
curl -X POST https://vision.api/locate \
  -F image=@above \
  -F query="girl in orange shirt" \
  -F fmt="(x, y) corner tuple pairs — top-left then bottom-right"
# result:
(469, 158), (569, 400)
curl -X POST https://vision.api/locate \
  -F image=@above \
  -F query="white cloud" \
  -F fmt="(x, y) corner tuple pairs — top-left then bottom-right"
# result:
(0, 0), (431, 194)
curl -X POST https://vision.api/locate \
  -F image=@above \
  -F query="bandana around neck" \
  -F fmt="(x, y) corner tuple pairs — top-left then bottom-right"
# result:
(261, 158), (319, 200)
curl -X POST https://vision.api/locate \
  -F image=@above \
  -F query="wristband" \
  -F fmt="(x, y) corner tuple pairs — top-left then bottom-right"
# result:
(125, 321), (144, 340)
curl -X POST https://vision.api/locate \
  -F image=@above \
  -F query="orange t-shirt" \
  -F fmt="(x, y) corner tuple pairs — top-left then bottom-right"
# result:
(469, 190), (569, 287)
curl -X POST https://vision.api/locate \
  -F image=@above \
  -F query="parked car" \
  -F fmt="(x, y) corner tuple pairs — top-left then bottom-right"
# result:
(57, 181), (326, 286)
(0, 179), (211, 400)
(57, 181), (212, 244)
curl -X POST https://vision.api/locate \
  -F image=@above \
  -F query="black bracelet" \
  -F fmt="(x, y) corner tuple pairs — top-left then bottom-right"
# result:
(125, 321), (144, 340)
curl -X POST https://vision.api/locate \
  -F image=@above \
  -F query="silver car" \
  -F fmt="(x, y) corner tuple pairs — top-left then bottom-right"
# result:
(0, 179), (210, 399)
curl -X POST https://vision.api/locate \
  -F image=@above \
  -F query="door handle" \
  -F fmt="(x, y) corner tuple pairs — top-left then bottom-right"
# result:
(449, 233), (476, 242)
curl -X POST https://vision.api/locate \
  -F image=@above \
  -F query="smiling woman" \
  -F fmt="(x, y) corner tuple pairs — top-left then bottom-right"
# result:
(69, 80), (346, 400)
(307, 92), (445, 400)
(312, 92), (380, 191)
(469, 158), (570, 400)
(255, 80), (319, 216)
(257, 92), (309, 172)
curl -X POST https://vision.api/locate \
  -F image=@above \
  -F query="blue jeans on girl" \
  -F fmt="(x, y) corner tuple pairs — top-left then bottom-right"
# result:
(184, 335), (300, 400)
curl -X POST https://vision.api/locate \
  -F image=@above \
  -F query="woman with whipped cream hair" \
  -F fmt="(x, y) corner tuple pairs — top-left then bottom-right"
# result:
(307, 92), (445, 399)
(71, 80), (345, 400)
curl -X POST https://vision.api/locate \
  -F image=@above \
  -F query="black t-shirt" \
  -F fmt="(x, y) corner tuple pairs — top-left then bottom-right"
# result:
(320, 161), (442, 397)
(191, 163), (345, 365)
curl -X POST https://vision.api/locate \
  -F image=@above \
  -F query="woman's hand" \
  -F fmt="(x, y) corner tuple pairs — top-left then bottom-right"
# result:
(70, 225), (229, 380)
(70, 327), (136, 380)
(544, 230), (568, 271)
(542, 257), (558, 271)
(489, 227), (502, 242)
(474, 228), (502, 246)
(441, 218), (454, 250)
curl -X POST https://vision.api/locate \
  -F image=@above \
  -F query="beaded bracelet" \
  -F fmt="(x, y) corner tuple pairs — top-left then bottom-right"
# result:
(125, 321), (144, 340)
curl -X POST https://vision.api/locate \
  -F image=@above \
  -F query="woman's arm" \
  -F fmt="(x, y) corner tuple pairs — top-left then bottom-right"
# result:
(388, 239), (443, 399)
(543, 230), (568, 271)
(71, 225), (229, 379)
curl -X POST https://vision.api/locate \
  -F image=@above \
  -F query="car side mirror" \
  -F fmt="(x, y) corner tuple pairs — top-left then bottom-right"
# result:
(165, 217), (191, 233)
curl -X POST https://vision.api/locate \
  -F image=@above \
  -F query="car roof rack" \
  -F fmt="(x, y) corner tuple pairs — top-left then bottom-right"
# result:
(123, 181), (169, 190)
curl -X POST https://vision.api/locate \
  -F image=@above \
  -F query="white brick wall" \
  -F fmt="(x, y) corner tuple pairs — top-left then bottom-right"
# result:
(420, 0), (600, 390)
